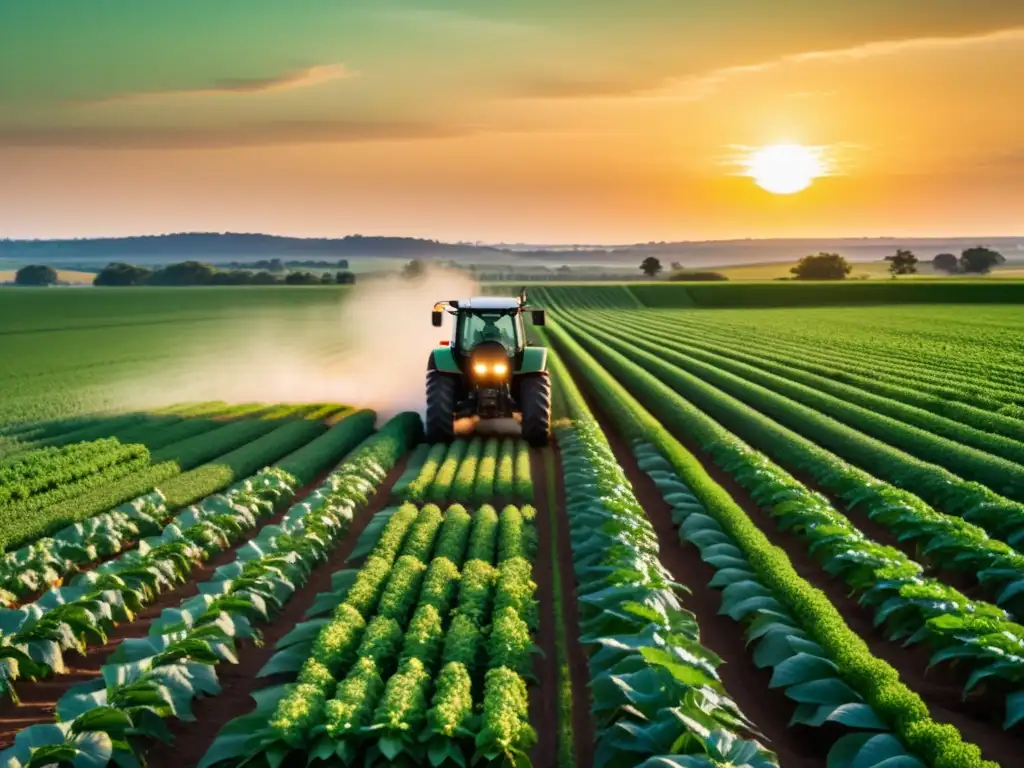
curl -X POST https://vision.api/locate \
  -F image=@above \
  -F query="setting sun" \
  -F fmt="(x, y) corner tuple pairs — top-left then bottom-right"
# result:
(745, 144), (825, 195)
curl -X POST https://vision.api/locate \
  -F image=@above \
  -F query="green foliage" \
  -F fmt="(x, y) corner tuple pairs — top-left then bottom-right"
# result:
(790, 252), (852, 280)
(473, 440), (499, 501)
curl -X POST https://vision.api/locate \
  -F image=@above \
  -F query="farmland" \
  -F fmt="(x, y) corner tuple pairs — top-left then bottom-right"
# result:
(0, 282), (1023, 767)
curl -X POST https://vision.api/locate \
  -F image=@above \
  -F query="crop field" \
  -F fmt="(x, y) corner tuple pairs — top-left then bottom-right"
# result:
(1, 282), (1023, 768)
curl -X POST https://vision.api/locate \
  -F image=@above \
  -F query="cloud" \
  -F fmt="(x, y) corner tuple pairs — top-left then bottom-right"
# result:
(0, 119), (474, 149)
(656, 26), (1024, 101)
(81, 63), (353, 105)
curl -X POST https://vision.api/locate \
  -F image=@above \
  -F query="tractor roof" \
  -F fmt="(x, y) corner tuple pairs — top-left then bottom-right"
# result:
(457, 297), (521, 311)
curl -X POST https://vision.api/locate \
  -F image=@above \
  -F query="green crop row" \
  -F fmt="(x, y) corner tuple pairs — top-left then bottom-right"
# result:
(572, 312), (1024, 547)
(398, 437), (534, 505)
(0, 437), (143, 504)
(639, 311), (1024, 439)
(568, 315), (1024, 617)
(202, 499), (540, 767)
(546, 346), (778, 768)
(560, 317), (1024, 723)
(0, 413), (419, 768)
(0, 415), (307, 558)
(621, 311), (1024, 447)
(547, 322), (1002, 768)
(602, 311), (1024, 479)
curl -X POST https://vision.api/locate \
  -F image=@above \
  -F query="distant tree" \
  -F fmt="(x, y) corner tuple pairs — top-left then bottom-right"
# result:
(320, 272), (334, 284)
(403, 259), (425, 279)
(885, 249), (918, 276)
(640, 256), (663, 278)
(670, 261), (683, 271)
(93, 262), (154, 286)
(14, 265), (58, 286)
(790, 252), (852, 280)
(932, 253), (959, 273)
(337, 259), (349, 269)
(557, 265), (572, 274)
(284, 271), (321, 285)
(336, 271), (356, 284)
(960, 246), (1004, 274)
(269, 258), (285, 272)
(149, 260), (217, 286)
(251, 271), (279, 285)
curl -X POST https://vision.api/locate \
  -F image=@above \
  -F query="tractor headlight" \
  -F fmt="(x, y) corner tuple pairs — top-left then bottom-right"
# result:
(492, 362), (508, 375)
(473, 362), (488, 375)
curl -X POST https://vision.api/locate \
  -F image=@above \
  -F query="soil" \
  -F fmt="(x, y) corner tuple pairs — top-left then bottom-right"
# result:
(0, 459), (402, 755)
(546, 443), (596, 768)
(528, 449), (560, 768)
(572, 369), (1021, 767)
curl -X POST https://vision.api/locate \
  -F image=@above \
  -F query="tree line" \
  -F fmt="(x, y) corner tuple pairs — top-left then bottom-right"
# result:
(636, 246), (1007, 280)
(10, 261), (357, 287)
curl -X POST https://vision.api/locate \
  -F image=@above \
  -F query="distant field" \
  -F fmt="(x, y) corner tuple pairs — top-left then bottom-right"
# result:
(705, 260), (1017, 280)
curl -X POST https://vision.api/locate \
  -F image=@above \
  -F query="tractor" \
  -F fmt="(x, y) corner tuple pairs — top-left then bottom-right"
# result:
(425, 289), (550, 446)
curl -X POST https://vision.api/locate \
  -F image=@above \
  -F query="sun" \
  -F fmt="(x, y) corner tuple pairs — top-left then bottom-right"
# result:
(745, 143), (824, 194)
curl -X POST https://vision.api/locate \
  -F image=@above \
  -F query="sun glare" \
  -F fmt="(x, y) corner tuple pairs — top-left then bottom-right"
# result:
(745, 143), (824, 194)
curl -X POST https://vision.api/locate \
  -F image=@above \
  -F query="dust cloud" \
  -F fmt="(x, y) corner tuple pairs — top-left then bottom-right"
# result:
(114, 267), (480, 424)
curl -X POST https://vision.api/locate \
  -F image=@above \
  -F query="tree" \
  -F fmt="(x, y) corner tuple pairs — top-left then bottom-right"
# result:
(149, 260), (217, 286)
(933, 253), (959, 273)
(790, 252), (852, 280)
(284, 271), (321, 285)
(251, 271), (279, 285)
(640, 256), (663, 278)
(93, 262), (153, 286)
(885, 249), (918, 276)
(14, 265), (58, 286)
(336, 271), (356, 284)
(319, 272), (334, 284)
(960, 246), (1004, 274)
(403, 259), (425, 279)
(670, 261), (683, 271)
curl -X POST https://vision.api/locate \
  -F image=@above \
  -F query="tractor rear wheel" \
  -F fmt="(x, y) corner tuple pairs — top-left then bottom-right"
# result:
(519, 373), (551, 447)
(425, 369), (457, 443)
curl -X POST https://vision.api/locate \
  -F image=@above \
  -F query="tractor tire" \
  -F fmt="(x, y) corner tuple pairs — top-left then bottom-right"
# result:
(425, 369), (457, 443)
(519, 373), (551, 447)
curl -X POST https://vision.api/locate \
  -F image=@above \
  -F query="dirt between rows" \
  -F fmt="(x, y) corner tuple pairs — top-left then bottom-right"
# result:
(574, 371), (1022, 767)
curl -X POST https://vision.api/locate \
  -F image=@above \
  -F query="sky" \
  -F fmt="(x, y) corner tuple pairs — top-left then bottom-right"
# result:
(1, 1), (1023, 243)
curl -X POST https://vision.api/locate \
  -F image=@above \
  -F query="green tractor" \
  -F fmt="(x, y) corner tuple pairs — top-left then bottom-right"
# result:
(425, 289), (551, 446)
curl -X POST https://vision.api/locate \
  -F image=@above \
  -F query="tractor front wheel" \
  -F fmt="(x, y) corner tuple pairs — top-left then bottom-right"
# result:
(425, 369), (457, 443)
(519, 373), (551, 447)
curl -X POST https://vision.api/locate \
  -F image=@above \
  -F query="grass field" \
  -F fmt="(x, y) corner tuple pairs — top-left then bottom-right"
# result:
(685, 260), (1024, 280)
(0, 282), (1023, 768)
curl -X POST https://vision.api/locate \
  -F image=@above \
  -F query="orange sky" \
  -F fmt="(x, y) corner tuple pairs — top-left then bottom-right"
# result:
(1, 2), (1022, 242)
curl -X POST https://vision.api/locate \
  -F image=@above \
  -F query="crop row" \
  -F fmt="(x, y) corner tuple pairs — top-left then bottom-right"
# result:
(572, 311), (1024, 546)
(559, 317), (1024, 729)
(638, 312), (1024, 441)
(202, 498), (540, 767)
(395, 437), (534, 504)
(0, 411), (421, 768)
(0, 413), (378, 695)
(571, 314), (1024, 617)
(547, 322), (1002, 768)
(0, 411), (317, 554)
(0, 438), (149, 510)
(547, 348), (775, 767)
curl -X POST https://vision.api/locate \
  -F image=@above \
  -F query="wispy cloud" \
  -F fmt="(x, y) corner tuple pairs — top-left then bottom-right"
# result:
(0, 119), (472, 149)
(80, 63), (353, 105)
(657, 26), (1024, 101)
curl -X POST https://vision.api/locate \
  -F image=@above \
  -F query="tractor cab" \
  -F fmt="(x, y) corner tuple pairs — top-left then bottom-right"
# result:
(426, 290), (550, 446)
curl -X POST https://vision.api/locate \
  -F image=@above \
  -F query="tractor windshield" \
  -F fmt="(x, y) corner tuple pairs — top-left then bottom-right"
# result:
(458, 311), (520, 352)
